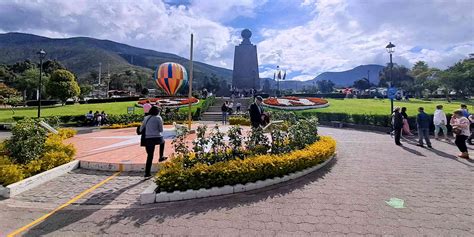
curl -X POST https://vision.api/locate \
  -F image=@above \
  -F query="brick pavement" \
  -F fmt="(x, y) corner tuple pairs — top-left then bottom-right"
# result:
(1, 127), (473, 236)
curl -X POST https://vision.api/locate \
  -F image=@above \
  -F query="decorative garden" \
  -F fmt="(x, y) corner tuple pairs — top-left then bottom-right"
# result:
(263, 96), (329, 110)
(154, 116), (336, 193)
(137, 97), (199, 108)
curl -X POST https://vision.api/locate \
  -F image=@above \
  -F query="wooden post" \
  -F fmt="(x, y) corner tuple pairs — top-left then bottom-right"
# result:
(187, 34), (194, 130)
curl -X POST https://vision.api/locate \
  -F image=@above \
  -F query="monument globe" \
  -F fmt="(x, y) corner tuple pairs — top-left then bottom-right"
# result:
(232, 29), (260, 91)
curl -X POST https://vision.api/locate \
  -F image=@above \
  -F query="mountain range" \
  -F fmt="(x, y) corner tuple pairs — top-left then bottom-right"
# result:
(0, 32), (232, 84)
(0, 32), (384, 89)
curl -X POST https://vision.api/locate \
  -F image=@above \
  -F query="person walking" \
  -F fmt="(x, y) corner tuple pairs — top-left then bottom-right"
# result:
(433, 105), (449, 141)
(236, 102), (241, 114)
(450, 110), (470, 159)
(468, 114), (474, 145)
(139, 106), (166, 178)
(401, 107), (414, 136)
(416, 107), (432, 148)
(460, 104), (470, 118)
(392, 107), (404, 146)
(221, 101), (228, 125)
(143, 100), (152, 116)
(250, 96), (264, 128)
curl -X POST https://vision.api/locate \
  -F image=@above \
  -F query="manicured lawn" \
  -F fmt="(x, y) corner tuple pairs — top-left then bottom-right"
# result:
(283, 98), (473, 116)
(0, 99), (206, 122)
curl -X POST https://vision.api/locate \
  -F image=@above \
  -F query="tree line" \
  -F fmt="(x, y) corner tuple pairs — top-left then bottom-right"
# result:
(0, 60), (81, 106)
(312, 57), (473, 97)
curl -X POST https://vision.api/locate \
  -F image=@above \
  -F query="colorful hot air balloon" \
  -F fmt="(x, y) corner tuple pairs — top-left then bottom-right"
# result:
(154, 62), (188, 96)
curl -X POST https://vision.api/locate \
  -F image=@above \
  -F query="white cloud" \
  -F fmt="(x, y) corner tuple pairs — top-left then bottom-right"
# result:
(189, 0), (267, 22)
(0, 0), (238, 68)
(0, 0), (472, 78)
(257, 0), (474, 80)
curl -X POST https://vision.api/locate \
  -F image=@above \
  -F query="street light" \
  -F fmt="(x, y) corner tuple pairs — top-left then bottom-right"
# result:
(37, 49), (46, 118)
(385, 42), (395, 114)
(275, 65), (281, 97)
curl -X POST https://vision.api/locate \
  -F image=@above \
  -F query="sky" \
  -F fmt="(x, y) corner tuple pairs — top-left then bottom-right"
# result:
(0, 0), (473, 81)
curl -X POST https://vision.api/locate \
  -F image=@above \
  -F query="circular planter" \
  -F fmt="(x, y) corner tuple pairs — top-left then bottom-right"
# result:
(137, 97), (199, 108)
(262, 97), (329, 110)
(140, 154), (336, 204)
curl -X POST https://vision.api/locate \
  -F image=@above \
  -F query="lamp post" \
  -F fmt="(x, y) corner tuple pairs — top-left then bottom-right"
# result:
(276, 65), (281, 97)
(385, 42), (395, 114)
(37, 49), (46, 118)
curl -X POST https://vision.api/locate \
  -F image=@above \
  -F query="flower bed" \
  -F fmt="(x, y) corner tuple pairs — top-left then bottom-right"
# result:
(155, 136), (335, 192)
(154, 117), (334, 193)
(138, 97), (199, 108)
(263, 97), (329, 110)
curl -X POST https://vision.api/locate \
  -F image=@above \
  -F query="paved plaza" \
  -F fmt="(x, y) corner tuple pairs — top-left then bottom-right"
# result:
(1, 126), (473, 236)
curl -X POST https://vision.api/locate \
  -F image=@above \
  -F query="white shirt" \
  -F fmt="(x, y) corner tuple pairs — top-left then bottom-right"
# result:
(433, 109), (447, 125)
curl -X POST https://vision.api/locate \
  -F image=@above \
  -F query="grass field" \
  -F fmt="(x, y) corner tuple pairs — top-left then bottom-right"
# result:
(0, 98), (471, 122)
(0, 99), (206, 122)
(281, 98), (473, 116)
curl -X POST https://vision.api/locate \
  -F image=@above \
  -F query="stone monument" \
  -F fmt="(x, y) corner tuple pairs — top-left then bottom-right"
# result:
(232, 29), (260, 90)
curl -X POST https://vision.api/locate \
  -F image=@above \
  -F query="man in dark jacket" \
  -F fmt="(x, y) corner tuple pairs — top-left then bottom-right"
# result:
(416, 107), (432, 148)
(249, 96), (264, 128)
(392, 107), (404, 146)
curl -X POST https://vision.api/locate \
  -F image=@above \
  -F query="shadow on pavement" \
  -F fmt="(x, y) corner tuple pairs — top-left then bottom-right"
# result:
(22, 174), (147, 236)
(20, 158), (337, 235)
(428, 148), (474, 167)
(400, 146), (426, 157)
(93, 158), (337, 230)
(402, 136), (473, 167)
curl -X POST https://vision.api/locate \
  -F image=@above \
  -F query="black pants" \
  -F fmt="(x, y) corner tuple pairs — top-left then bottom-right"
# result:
(455, 135), (468, 153)
(145, 143), (165, 175)
(394, 128), (402, 145)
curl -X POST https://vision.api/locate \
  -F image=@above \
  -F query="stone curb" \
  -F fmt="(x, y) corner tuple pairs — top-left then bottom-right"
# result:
(140, 154), (336, 204)
(0, 160), (80, 198)
(79, 161), (159, 172)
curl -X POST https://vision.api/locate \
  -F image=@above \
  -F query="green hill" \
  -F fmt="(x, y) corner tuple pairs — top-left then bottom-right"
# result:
(0, 32), (232, 88)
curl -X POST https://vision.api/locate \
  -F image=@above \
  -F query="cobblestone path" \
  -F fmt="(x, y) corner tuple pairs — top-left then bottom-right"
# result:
(1, 127), (473, 236)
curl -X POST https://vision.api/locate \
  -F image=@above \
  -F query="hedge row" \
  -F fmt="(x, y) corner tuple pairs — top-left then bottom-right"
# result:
(155, 136), (336, 192)
(299, 111), (455, 132)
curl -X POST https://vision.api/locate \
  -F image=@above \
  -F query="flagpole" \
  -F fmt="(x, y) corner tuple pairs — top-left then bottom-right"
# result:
(187, 33), (194, 130)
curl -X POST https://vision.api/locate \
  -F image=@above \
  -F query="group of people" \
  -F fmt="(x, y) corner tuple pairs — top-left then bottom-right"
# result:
(392, 104), (473, 159)
(221, 101), (242, 124)
(85, 110), (108, 126)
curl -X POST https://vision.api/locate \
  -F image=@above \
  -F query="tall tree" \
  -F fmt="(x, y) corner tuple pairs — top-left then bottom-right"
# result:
(439, 58), (474, 97)
(409, 61), (441, 97)
(353, 78), (371, 90)
(316, 80), (335, 93)
(378, 64), (414, 91)
(45, 69), (80, 104)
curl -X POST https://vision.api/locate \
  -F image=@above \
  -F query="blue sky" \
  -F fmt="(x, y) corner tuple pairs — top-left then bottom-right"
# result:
(0, 0), (473, 81)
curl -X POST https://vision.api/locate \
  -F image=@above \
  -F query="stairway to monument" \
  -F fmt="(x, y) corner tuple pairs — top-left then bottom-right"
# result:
(200, 97), (253, 121)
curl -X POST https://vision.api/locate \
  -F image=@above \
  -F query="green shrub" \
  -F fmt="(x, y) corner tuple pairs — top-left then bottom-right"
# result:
(155, 136), (336, 192)
(269, 111), (298, 124)
(5, 118), (47, 164)
(229, 116), (251, 126)
(0, 164), (25, 186)
(288, 117), (320, 150)
(0, 128), (77, 186)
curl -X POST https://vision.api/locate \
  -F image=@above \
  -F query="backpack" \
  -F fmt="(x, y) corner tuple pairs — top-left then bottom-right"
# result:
(221, 104), (227, 112)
